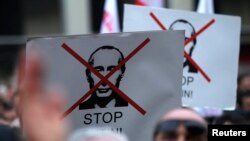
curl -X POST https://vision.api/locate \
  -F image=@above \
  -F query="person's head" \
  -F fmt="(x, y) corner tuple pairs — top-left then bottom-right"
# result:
(169, 20), (197, 61)
(238, 73), (250, 92)
(213, 111), (248, 125)
(68, 127), (129, 141)
(86, 46), (126, 98)
(237, 90), (250, 111)
(154, 108), (207, 141)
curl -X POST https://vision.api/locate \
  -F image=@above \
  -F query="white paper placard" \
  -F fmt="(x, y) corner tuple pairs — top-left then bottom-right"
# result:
(26, 30), (184, 141)
(123, 4), (241, 110)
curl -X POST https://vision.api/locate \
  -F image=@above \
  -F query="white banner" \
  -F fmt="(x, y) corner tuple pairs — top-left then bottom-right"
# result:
(123, 4), (241, 109)
(26, 30), (184, 141)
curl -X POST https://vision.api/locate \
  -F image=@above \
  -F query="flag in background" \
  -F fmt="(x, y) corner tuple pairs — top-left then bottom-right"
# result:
(135, 0), (164, 7)
(100, 0), (120, 33)
(196, 0), (214, 14)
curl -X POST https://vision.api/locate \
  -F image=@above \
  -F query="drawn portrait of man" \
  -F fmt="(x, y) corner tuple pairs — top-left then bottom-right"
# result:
(169, 19), (198, 73)
(79, 46), (128, 110)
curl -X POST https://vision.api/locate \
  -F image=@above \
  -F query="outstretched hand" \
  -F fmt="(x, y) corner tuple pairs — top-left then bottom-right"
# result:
(18, 50), (69, 141)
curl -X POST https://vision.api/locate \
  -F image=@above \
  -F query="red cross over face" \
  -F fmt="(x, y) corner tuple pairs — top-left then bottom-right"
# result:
(61, 38), (150, 118)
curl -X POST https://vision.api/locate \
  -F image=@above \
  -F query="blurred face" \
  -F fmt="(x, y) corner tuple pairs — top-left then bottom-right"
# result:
(90, 49), (122, 98)
(154, 119), (207, 141)
(239, 76), (250, 91)
(242, 96), (250, 111)
(155, 124), (206, 141)
(170, 21), (195, 63)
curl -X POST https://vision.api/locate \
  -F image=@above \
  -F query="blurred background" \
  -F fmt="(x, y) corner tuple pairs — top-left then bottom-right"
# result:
(0, 0), (249, 89)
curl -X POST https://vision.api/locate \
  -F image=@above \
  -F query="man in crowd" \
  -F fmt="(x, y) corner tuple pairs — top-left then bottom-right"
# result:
(235, 90), (250, 121)
(238, 90), (250, 111)
(0, 96), (21, 141)
(238, 73), (250, 92)
(153, 108), (207, 141)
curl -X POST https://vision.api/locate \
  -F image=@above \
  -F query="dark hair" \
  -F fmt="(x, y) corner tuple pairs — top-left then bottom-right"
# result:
(213, 111), (249, 125)
(237, 73), (250, 92)
(237, 90), (250, 108)
(238, 73), (250, 85)
(86, 46), (126, 88)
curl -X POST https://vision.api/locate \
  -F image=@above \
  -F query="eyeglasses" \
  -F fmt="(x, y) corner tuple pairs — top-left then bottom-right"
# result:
(154, 119), (207, 138)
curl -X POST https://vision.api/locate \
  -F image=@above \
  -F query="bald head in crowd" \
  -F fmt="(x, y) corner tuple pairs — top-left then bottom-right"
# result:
(154, 108), (207, 141)
(68, 127), (129, 141)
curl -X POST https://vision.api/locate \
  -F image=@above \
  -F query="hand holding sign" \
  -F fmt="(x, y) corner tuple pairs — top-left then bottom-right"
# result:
(18, 50), (69, 141)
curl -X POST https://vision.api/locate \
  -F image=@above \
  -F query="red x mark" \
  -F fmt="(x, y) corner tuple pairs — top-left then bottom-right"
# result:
(150, 12), (215, 82)
(61, 38), (150, 118)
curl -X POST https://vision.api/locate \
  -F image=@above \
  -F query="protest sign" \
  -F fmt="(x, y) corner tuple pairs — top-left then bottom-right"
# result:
(124, 4), (241, 109)
(26, 30), (184, 140)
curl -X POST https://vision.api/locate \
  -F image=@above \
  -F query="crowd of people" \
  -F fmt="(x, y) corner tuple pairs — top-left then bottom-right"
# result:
(0, 51), (250, 141)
